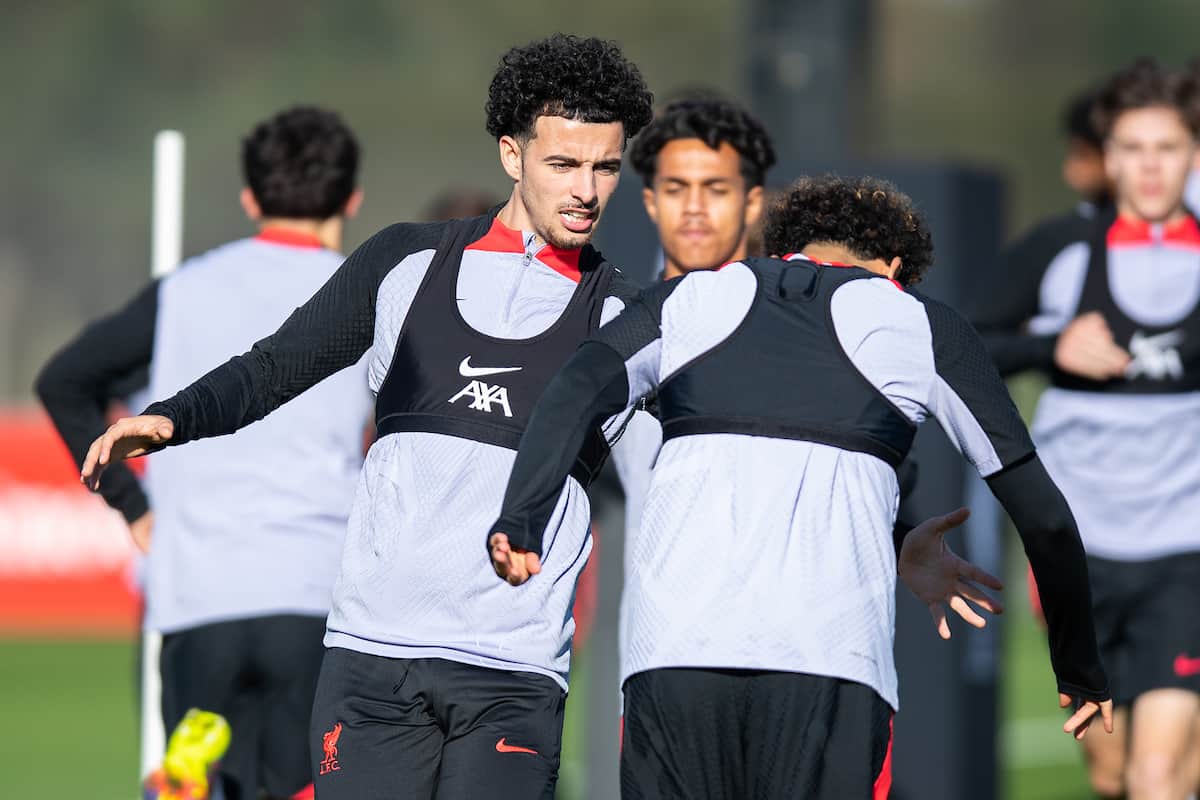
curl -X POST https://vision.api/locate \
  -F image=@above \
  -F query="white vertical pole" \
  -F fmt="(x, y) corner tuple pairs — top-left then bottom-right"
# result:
(151, 131), (185, 278)
(141, 129), (184, 787)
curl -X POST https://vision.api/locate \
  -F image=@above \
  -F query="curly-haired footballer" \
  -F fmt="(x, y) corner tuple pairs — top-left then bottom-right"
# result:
(491, 174), (1113, 798)
(81, 34), (653, 799)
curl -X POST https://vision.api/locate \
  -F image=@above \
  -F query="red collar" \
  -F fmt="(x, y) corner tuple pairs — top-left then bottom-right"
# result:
(255, 227), (325, 249)
(1108, 215), (1200, 248)
(465, 218), (583, 282)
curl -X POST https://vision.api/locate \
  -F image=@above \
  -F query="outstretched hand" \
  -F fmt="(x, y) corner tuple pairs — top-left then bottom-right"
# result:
(81, 414), (174, 491)
(898, 507), (1005, 640)
(489, 533), (542, 586)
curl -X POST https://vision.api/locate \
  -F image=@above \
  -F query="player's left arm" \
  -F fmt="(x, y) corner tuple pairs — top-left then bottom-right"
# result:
(489, 279), (679, 585)
(917, 292), (1112, 737)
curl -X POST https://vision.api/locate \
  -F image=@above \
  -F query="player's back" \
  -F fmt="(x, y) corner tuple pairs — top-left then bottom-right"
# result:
(145, 233), (370, 633)
(624, 255), (1004, 710)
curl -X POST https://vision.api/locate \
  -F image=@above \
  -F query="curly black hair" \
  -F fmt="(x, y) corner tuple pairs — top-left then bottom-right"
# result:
(763, 175), (935, 287)
(1091, 57), (1200, 139)
(485, 34), (654, 142)
(629, 96), (776, 188)
(241, 106), (359, 220)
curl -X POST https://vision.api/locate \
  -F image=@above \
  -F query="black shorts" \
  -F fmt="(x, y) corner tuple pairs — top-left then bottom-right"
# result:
(621, 668), (893, 800)
(1089, 552), (1200, 706)
(309, 648), (565, 800)
(159, 614), (326, 799)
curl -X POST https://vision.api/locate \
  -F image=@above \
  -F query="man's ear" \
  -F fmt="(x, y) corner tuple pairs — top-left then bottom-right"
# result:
(642, 185), (659, 226)
(887, 256), (902, 280)
(744, 185), (765, 228)
(239, 187), (262, 222)
(499, 135), (523, 183)
(1103, 141), (1120, 184)
(342, 188), (364, 219)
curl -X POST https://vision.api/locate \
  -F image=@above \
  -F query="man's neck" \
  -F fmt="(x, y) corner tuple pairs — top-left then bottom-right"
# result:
(800, 243), (860, 267)
(662, 241), (749, 281)
(497, 192), (546, 247)
(1115, 199), (1190, 227)
(257, 217), (343, 251)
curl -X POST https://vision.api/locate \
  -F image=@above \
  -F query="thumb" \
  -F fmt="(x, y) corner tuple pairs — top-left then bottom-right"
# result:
(527, 553), (542, 576)
(937, 507), (970, 533)
(151, 418), (174, 441)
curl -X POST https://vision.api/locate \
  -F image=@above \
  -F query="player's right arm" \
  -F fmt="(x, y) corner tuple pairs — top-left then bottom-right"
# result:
(37, 280), (157, 524)
(916, 293), (1113, 738)
(82, 223), (432, 488)
(490, 278), (680, 583)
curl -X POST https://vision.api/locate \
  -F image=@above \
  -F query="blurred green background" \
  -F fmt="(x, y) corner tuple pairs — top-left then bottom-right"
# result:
(4, 0), (1200, 400)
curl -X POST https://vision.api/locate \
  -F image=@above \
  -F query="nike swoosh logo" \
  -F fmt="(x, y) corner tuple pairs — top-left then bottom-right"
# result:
(459, 357), (523, 378)
(1174, 654), (1200, 678)
(495, 737), (538, 755)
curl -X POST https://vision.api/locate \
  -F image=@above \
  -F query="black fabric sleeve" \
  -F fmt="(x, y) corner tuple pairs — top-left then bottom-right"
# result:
(917, 294), (1108, 698)
(143, 222), (439, 443)
(914, 292), (1036, 471)
(492, 279), (676, 555)
(492, 341), (633, 554)
(35, 280), (158, 522)
(890, 456), (920, 558)
(967, 212), (1090, 377)
(987, 456), (1109, 701)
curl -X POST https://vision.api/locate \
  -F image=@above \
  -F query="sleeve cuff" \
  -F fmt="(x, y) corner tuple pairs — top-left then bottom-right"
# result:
(489, 514), (541, 557)
(1034, 334), (1059, 369)
(1055, 680), (1111, 704)
(103, 469), (150, 524)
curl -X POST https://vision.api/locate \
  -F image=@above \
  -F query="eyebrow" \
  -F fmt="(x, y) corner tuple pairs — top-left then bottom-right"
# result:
(660, 176), (735, 185)
(544, 155), (623, 170)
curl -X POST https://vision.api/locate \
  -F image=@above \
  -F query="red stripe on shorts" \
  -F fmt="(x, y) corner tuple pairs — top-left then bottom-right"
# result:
(873, 717), (894, 799)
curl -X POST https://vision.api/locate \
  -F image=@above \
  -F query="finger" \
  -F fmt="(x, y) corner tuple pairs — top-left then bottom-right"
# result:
(526, 553), (542, 576)
(1098, 346), (1132, 374)
(507, 556), (528, 585)
(491, 550), (510, 579)
(959, 561), (1004, 592)
(81, 438), (102, 487)
(98, 429), (114, 468)
(928, 603), (951, 640)
(1063, 702), (1098, 738)
(1101, 700), (1114, 734)
(949, 595), (987, 629)
(955, 579), (1004, 615)
(1059, 693), (1072, 709)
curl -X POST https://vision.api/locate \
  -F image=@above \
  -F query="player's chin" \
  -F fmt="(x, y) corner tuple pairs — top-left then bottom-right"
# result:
(548, 218), (599, 249)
